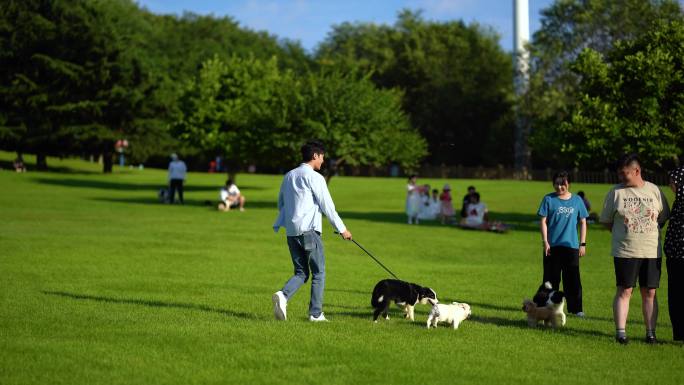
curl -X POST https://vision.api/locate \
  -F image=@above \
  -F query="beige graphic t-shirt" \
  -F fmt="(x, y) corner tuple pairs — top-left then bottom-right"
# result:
(600, 182), (670, 258)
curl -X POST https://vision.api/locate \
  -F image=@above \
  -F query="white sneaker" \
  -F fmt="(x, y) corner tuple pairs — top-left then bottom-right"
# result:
(309, 313), (329, 322)
(575, 312), (586, 318)
(272, 291), (287, 320)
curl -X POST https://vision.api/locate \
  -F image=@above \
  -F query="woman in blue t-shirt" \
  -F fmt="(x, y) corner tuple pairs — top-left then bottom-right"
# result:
(537, 171), (589, 317)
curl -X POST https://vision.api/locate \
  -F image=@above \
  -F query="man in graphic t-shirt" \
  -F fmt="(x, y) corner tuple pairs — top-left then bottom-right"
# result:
(600, 154), (670, 344)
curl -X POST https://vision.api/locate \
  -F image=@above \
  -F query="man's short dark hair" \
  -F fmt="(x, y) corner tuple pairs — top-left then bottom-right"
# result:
(301, 140), (325, 162)
(552, 171), (570, 185)
(616, 153), (641, 170)
(467, 186), (476, 191)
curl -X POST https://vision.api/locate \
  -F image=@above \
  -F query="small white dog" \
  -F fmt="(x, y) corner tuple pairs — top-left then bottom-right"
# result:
(426, 299), (471, 329)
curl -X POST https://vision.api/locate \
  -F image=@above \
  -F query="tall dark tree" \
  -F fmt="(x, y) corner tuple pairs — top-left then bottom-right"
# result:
(524, 0), (683, 168)
(556, 20), (684, 169)
(316, 10), (515, 167)
(173, 55), (426, 181)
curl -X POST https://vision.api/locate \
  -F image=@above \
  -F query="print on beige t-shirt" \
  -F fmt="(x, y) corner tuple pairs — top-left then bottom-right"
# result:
(600, 181), (670, 258)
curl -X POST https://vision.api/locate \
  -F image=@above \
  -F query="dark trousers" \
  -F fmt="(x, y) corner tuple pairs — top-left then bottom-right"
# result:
(543, 246), (583, 314)
(169, 179), (184, 204)
(667, 258), (684, 341)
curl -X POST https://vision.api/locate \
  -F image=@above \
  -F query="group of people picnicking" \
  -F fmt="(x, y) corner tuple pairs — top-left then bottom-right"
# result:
(405, 175), (507, 232)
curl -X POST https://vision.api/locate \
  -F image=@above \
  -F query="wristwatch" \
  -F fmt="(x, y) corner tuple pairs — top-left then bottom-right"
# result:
(580, 242), (587, 246)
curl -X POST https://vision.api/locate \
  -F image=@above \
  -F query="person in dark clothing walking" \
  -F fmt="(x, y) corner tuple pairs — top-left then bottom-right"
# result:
(665, 166), (684, 342)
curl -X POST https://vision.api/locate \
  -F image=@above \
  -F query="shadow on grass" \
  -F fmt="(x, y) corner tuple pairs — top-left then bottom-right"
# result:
(43, 290), (260, 320)
(467, 301), (523, 313)
(89, 197), (277, 209)
(487, 212), (539, 232)
(468, 314), (612, 338)
(337, 211), (540, 232)
(0, 160), (100, 175)
(33, 177), (266, 192)
(468, 300), (672, 328)
(326, 288), (369, 296)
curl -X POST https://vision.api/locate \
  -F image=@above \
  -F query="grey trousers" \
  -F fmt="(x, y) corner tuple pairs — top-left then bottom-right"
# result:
(281, 231), (325, 317)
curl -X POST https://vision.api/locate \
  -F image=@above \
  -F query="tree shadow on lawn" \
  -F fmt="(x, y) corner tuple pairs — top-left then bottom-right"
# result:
(0, 160), (100, 175)
(89, 197), (277, 209)
(337, 211), (539, 232)
(43, 290), (261, 320)
(33, 177), (266, 192)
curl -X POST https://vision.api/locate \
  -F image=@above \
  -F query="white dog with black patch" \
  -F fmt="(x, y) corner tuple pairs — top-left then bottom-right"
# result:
(426, 299), (471, 329)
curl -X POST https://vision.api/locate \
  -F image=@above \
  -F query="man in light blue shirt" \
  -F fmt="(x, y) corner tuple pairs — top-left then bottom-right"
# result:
(272, 140), (353, 322)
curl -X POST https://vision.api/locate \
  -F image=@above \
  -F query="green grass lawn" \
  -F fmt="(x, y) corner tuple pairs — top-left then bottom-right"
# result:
(0, 152), (681, 385)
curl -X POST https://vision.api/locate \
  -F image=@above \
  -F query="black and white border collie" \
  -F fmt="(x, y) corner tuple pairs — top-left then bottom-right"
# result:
(370, 279), (437, 322)
(533, 281), (565, 308)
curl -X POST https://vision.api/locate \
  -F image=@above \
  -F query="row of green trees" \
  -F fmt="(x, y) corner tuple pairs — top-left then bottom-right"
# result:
(173, 56), (425, 176)
(1, 0), (682, 174)
(524, 0), (684, 171)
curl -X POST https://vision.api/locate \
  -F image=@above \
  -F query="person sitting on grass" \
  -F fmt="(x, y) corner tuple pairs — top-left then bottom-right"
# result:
(439, 184), (455, 224)
(429, 188), (441, 219)
(13, 156), (26, 172)
(418, 184), (437, 221)
(459, 192), (508, 232)
(218, 179), (245, 212)
(577, 191), (599, 223)
(460, 185), (476, 218)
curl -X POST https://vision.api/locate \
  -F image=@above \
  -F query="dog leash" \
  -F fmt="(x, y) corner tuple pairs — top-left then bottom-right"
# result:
(335, 232), (400, 280)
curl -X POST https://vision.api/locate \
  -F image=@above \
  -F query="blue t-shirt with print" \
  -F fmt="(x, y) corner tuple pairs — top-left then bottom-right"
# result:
(537, 193), (589, 249)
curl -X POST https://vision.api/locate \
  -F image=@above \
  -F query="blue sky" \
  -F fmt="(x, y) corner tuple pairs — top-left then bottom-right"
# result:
(136, 0), (556, 52)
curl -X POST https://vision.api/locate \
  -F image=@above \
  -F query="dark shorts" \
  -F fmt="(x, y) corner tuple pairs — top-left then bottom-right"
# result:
(614, 257), (661, 288)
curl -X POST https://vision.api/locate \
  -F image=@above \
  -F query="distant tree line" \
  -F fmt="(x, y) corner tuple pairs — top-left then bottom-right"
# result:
(1, 0), (682, 174)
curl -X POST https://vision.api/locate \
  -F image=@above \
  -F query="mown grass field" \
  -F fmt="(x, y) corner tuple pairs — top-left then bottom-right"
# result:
(0, 152), (681, 385)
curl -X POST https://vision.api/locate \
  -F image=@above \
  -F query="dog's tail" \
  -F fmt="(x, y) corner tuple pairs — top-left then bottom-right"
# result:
(543, 281), (552, 290)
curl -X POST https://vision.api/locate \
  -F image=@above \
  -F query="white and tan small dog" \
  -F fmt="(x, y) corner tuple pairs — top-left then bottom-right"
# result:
(522, 298), (566, 329)
(426, 299), (471, 329)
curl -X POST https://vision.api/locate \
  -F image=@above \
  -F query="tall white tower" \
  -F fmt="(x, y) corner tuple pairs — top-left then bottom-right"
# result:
(513, 0), (531, 174)
(513, 0), (530, 93)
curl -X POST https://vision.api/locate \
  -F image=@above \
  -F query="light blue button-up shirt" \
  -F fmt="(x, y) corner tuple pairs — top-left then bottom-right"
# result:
(273, 163), (347, 236)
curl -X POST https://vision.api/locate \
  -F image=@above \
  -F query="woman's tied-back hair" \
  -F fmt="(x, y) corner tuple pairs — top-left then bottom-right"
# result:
(552, 170), (570, 186)
(301, 140), (326, 162)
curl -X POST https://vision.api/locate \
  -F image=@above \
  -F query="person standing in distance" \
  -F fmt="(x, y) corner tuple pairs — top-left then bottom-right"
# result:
(168, 153), (187, 204)
(538, 171), (588, 317)
(600, 154), (670, 344)
(272, 140), (352, 322)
